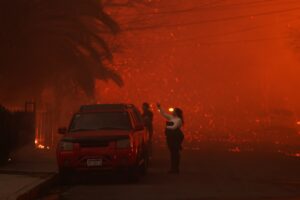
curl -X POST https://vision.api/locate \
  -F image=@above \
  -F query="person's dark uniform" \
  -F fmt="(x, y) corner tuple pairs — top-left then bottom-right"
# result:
(142, 103), (154, 140)
(158, 105), (184, 173)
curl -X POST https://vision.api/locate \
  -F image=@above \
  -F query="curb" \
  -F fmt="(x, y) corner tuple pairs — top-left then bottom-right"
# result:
(0, 170), (54, 177)
(11, 173), (58, 200)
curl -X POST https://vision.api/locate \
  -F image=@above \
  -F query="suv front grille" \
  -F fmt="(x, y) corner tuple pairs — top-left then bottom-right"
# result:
(63, 136), (129, 148)
(79, 140), (109, 148)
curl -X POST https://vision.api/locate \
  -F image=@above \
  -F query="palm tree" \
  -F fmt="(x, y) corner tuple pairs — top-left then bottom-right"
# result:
(0, 0), (123, 103)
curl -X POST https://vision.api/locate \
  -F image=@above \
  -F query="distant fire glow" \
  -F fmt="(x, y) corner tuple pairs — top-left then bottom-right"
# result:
(169, 108), (174, 112)
(34, 138), (50, 150)
(289, 153), (300, 158)
(229, 147), (241, 153)
(37, 144), (45, 149)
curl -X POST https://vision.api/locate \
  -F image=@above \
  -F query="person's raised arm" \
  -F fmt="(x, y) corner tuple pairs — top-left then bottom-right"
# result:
(157, 103), (173, 120)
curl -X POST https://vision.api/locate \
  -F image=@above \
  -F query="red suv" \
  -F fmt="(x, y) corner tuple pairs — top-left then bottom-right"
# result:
(56, 104), (149, 181)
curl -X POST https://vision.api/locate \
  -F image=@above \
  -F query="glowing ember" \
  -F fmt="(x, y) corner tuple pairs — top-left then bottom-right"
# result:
(37, 144), (45, 149)
(34, 139), (38, 145)
(169, 108), (174, 112)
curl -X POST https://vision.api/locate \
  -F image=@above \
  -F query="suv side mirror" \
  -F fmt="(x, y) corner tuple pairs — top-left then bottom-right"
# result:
(58, 127), (67, 134)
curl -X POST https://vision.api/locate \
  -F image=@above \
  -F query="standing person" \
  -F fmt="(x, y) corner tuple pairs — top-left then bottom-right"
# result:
(142, 103), (154, 140)
(157, 103), (184, 174)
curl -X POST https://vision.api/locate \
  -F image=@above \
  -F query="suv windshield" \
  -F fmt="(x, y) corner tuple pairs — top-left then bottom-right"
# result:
(69, 112), (132, 132)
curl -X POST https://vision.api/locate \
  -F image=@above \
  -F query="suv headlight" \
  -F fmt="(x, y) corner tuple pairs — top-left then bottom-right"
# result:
(116, 139), (131, 149)
(60, 141), (73, 151)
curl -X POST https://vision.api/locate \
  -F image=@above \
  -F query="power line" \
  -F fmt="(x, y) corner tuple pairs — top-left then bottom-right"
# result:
(124, 6), (300, 32)
(187, 36), (292, 45)
(203, 0), (300, 10)
(116, 0), (224, 25)
(120, 0), (300, 19)
(119, 0), (300, 29)
(131, 35), (292, 47)
(194, 16), (300, 40)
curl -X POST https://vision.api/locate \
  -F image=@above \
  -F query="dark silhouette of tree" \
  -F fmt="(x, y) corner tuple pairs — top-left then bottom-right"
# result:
(0, 0), (123, 103)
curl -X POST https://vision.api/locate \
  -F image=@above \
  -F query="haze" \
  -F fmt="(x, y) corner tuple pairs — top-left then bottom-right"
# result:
(96, 0), (300, 141)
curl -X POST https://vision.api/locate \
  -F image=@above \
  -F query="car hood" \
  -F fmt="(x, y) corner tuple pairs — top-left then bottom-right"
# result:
(62, 130), (132, 141)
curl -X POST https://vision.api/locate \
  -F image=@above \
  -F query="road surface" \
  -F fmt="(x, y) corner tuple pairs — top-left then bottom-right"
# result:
(39, 142), (300, 200)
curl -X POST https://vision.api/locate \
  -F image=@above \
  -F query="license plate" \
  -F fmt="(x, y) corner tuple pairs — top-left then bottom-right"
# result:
(87, 159), (102, 167)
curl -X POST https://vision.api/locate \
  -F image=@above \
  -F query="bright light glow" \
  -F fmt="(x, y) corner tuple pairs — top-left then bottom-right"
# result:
(295, 153), (300, 157)
(35, 138), (49, 150)
(37, 144), (45, 149)
(169, 108), (174, 112)
(297, 121), (300, 125)
(289, 153), (300, 157)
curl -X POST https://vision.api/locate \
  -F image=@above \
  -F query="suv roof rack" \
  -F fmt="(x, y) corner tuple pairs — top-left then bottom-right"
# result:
(79, 104), (135, 112)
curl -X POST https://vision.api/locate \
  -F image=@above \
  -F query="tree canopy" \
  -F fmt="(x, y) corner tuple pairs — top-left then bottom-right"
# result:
(0, 0), (123, 103)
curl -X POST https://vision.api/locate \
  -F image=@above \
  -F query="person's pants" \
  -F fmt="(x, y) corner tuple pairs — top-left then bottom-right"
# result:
(147, 127), (153, 156)
(169, 146), (180, 171)
(166, 131), (183, 172)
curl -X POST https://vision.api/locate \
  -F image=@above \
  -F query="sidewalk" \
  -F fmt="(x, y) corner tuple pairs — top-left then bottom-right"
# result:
(0, 145), (57, 200)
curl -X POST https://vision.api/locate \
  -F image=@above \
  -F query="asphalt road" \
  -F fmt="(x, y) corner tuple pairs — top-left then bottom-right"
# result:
(39, 142), (300, 200)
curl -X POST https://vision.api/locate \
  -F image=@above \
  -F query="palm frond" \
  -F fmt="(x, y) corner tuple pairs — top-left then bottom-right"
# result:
(0, 0), (122, 100)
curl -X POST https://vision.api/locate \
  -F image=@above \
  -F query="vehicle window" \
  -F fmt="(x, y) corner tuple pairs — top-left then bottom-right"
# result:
(69, 112), (132, 132)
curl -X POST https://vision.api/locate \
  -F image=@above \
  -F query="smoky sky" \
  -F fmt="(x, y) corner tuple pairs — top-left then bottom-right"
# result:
(97, 0), (300, 133)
